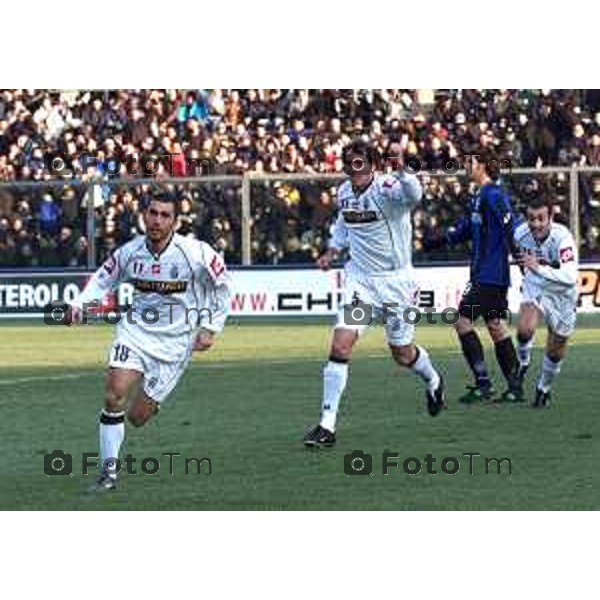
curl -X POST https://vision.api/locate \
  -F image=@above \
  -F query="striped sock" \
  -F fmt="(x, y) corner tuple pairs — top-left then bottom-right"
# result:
(517, 333), (534, 366)
(538, 354), (562, 393)
(320, 357), (348, 433)
(99, 409), (125, 479)
(410, 346), (441, 392)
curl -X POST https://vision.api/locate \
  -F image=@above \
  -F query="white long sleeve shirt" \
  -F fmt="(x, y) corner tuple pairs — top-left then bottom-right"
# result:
(328, 171), (422, 275)
(74, 233), (232, 362)
(514, 221), (578, 296)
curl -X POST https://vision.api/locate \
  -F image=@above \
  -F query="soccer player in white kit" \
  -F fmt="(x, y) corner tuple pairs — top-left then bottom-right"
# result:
(304, 140), (445, 447)
(69, 194), (232, 489)
(514, 195), (578, 407)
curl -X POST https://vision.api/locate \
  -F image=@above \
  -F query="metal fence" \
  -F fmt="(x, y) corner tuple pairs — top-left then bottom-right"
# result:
(0, 167), (597, 269)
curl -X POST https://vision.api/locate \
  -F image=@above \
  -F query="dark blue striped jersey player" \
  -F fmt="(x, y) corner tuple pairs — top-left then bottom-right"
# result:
(446, 181), (521, 289)
(438, 157), (523, 403)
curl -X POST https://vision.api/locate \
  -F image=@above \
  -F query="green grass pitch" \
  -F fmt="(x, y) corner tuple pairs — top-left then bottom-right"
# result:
(0, 318), (598, 510)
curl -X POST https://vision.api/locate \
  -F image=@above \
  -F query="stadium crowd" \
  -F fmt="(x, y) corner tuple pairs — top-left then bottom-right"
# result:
(0, 88), (599, 266)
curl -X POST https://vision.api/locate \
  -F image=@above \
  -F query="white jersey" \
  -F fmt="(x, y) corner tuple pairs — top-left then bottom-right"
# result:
(514, 221), (578, 299)
(329, 171), (422, 275)
(74, 233), (232, 362)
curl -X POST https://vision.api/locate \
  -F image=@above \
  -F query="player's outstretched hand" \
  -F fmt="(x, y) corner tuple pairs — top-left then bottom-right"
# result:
(193, 328), (215, 352)
(316, 249), (336, 271)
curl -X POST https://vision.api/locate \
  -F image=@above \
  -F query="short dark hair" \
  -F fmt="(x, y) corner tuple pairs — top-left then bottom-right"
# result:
(147, 191), (179, 214)
(342, 139), (379, 169)
(473, 150), (501, 180)
(526, 193), (554, 214)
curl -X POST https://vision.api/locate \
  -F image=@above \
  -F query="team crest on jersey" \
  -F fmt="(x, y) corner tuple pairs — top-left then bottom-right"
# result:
(171, 265), (179, 279)
(210, 255), (225, 278)
(100, 255), (116, 279)
(560, 247), (575, 263)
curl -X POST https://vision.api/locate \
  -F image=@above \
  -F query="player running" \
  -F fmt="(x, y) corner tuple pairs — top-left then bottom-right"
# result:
(69, 193), (232, 490)
(514, 195), (578, 407)
(303, 140), (446, 448)
(430, 152), (522, 403)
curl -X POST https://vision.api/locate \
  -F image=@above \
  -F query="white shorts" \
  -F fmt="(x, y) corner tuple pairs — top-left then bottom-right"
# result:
(521, 278), (577, 338)
(108, 337), (192, 404)
(335, 269), (419, 346)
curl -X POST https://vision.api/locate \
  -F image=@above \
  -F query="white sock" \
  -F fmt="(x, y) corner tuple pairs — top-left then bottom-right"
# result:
(517, 337), (534, 366)
(99, 410), (125, 479)
(411, 346), (440, 392)
(320, 360), (348, 433)
(538, 354), (562, 393)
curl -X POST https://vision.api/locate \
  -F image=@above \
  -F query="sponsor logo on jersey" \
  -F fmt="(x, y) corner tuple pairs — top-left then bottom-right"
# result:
(560, 246), (575, 263)
(131, 279), (188, 295)
(342, 210), (378, 224)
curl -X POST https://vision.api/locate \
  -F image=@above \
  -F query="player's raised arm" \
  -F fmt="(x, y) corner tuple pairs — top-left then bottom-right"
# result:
(381, 142), (423, 207)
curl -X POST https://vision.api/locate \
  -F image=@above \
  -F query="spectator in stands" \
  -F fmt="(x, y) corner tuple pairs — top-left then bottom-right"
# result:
(0, 88), (599, 266)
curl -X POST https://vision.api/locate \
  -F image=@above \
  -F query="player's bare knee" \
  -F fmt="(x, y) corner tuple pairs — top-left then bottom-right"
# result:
(104, 369), (138, 412)
(517, 328), (534, 344)
(390, 344), (416, 367)
(104, 388), (127, 413)
(486, 319), (508, 343)
(518, 309), (537, 337)
(488, 329), (507, 344)
(517, 330), (535, 346)
(455, 316), (473, 336)
(548, 333), (568, 360)
(330, 344), (352, 361)
(546, 346), (565, 363)
(330, 331), (356, 361)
